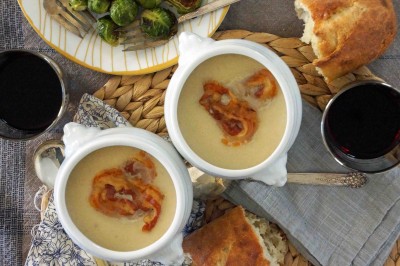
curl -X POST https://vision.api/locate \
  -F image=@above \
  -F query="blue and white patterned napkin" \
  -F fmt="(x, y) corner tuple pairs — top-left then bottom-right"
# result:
(25, 94), (206, 266)
(26, 192), (205, 266)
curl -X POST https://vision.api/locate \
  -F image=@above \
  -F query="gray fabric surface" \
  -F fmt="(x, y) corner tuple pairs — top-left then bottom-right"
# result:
(223, 102), (400, 266)
(0, 0), (399, 265)
(1, 1), (27, 265)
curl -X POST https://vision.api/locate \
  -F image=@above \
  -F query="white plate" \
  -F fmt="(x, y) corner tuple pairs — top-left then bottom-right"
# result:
(18, 0), (229, 75)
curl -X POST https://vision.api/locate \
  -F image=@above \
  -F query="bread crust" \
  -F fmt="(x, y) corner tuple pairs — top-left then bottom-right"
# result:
(298, 0), (397, 81)
(182, 206), (270, 266)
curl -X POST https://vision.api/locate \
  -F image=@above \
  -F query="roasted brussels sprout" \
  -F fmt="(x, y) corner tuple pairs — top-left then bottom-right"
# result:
(135, 0), (162, 9)
(140, 7), (178, 39)
(88, 0), (111, 14)
(110, 0), (138, 26)
(69, 0), (88, 11)
(166, 0), (201, 14)
(97, 16), (121, 46)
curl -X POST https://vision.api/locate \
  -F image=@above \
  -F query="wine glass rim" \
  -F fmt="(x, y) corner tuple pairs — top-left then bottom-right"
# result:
(320, 80), (400, 174)
(0, 49), (68, 141)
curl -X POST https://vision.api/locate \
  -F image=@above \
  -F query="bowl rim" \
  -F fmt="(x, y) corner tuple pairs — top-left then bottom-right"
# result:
(165, 39), (302, 178)
(54, 129), (191, 261)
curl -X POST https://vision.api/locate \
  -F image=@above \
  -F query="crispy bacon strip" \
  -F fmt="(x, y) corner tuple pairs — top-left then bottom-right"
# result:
(131, 178), (164, 232)
(244, 68), (277, 101)
(89, 169), (139, 216)
(89, 151), (164, 231)
(123, 150), (157, 183)
(199, 81), (258, 146)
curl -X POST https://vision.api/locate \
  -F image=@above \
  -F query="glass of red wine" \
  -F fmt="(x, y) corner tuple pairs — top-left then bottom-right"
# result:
(0, 50), (68, 140)
(321, 80), (400, 173)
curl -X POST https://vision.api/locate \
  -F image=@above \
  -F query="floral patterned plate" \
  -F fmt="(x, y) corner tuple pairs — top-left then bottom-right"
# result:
(17, 0), (229, 75)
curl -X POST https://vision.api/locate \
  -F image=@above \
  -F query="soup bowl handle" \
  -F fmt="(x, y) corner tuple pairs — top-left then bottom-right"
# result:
(146, 232), (185, 264)
(63, 122), (102, 158)
(63, 122), (131, 158)
(249, 154), (288, 186)
(178, 32), (215, 67)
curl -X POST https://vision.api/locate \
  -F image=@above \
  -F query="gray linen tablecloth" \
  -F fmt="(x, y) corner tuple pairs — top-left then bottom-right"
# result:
(0, 0), (399, 265)
(224, 102), (400, 266)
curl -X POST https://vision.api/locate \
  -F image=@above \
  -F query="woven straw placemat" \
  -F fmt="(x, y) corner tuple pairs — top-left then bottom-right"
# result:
(92, 29), (382, 136)
(90, 30), (396, 265)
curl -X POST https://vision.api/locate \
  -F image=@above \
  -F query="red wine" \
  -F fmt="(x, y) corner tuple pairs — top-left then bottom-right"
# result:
(0, 51), (63, 132)
(325, 83), (400, 159)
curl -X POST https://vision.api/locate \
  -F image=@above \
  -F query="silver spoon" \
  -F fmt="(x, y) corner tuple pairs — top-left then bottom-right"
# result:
(33, 139), (65, 188)
(33, 140), (367, 189)
(286, 172), (367, 188)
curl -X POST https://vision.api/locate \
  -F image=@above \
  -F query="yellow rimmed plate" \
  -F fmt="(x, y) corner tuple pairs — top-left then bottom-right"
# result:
(17, 0), (229, 75)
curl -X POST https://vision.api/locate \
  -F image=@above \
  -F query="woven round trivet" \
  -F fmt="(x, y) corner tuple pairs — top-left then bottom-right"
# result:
(91, 30), (396, 265)
(93, 29), (382, 135)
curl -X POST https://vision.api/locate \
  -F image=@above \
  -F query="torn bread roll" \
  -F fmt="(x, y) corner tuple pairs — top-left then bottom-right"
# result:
(183, 206), (287, 266)
(295, 0), (397, 81)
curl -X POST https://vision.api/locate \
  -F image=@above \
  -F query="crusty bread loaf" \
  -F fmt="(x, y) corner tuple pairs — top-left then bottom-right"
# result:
(295, 0), (397, 81)
(182, 206), (287, 266)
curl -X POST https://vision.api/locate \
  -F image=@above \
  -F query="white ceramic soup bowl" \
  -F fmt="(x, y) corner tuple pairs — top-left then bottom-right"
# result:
(54, 122), (193, 264)
(164, 32), (302, 186)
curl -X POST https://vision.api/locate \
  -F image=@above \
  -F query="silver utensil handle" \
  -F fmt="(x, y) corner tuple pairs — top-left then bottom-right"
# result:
(287, 172), (367, 188)
(177, 0), (240, 23)
(34, 140), (367, 189)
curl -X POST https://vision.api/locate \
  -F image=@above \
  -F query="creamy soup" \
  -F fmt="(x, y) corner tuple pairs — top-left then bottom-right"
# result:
(178, 54), (287, 169)
(66, 146), (176, 251)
